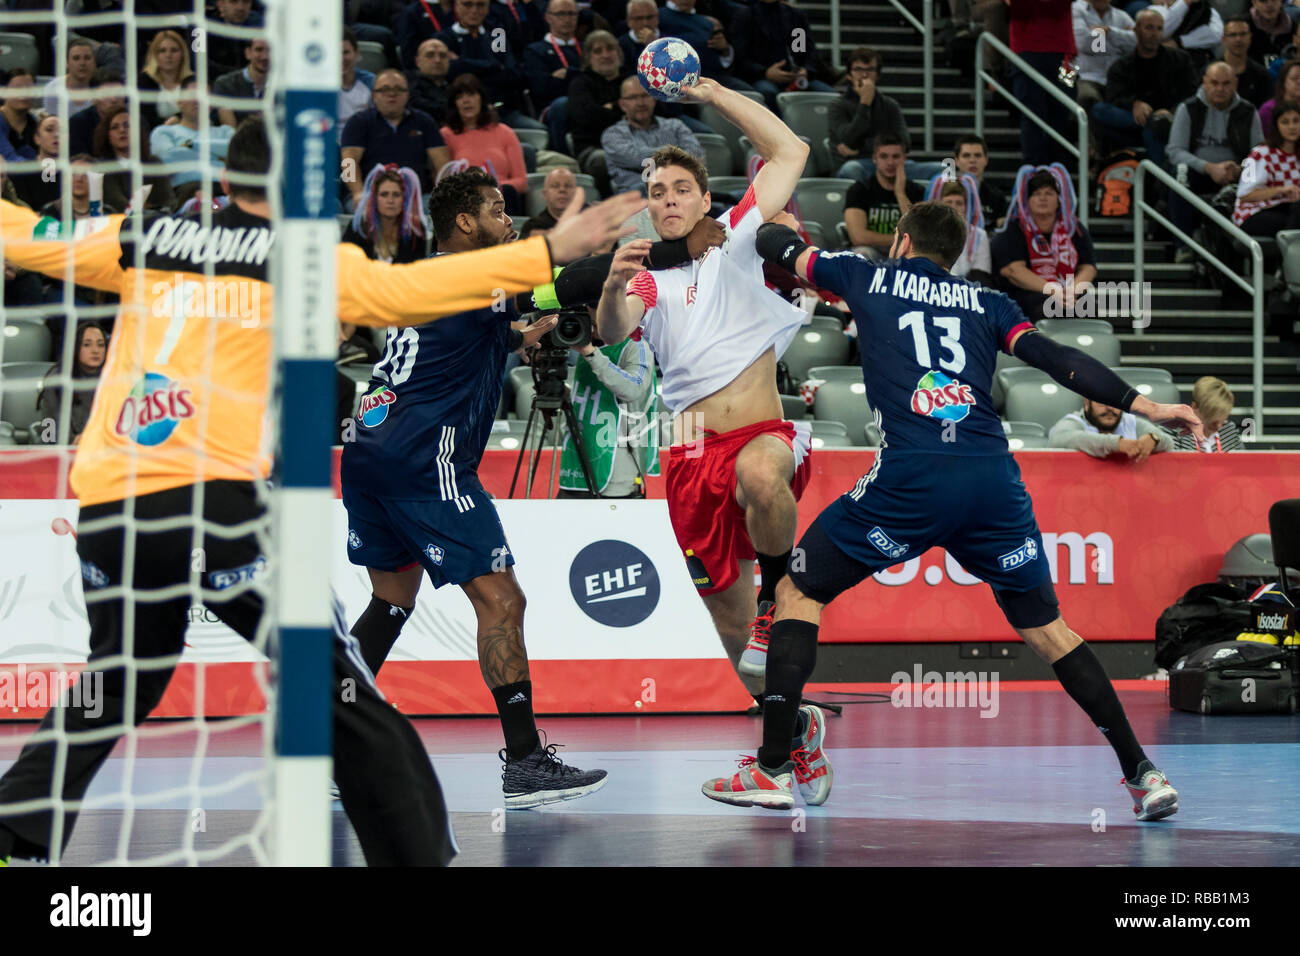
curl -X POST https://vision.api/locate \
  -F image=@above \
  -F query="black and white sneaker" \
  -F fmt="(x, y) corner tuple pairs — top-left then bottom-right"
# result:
(501, 738), (608, 809)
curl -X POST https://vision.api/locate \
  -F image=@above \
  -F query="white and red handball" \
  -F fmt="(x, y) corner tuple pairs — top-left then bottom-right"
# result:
(637, 37), (702, 102)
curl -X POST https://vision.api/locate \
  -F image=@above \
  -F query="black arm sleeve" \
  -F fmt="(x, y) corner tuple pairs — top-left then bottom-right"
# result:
(755, 222), (811, 273)
(646, 236), (693, 270)
(507, 327), (525, 351)
(1012, 330), (1139, 411)
(549, 238), (694, 306)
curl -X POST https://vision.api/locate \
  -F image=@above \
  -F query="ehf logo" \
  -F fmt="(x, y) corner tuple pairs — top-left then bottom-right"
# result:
(113, 372), (196, 446)
(998, 537), (1039, 571)
(425, 544), (444, 566)
(348, 530), (362, 550)
(910, 370), (975, 423)
(359, 385), (396, 427)
(569, 540), (660, 627)
(867, 526), (909, 560)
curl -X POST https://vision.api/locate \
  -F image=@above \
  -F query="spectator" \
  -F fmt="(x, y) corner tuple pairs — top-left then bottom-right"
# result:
(37, 322), (108, 445)
(1167, 376), (1242, 451)
(843, 133), (925, 260)
(518, 166), (576, 236)
(43, 38), (98, 116)
(619, 0), (660, 66)
(397, 0), (458, 68)
(1222, 16), (1275, 108)
(91, 107), (175, 213)
(68, 68), (125, 157)
(992, 165), (1098, 319)
(1166, 62), (1262, 262)
(930, 174), (994, 286)
(728, 0), (835, 109)
(1233, 99), (1300, 237)
(1050, 398), (1174, 460)
(149, 76), (235, 208)
(568, 30), (629, 169)
(344, 163), (429, 265)
(1248, 0), (1294, 60)
(700, 16), (756, 93)
(1092, 8), (1197, 167)
(490, 0), (548, 59)
(214, 38), (271, 129)
(341, 27), (378, 140)
(524, 0), (584, 112)
(434, 0), (545, 130)
(831, 49), (913, 180)
(601, 76), (702, 194)
(0, 69), (38, 161)
(1149, 0), (1223, 72)
(659, 0), (713, 51)
(1269, 21), (1300, 80)
(346, 0), (403, 69)
(206, 0), (265, 79)
(137, 29), (192, 132)
(439, 74), (528, 212)
(38, 155), (121, 308)
(9, 114), (63, 210)
(406, 38), (454, 125)
(1005, 0), (1075, 168)
(1073, 0), (1137, 126)
(1260, 60), (1300, 135)
(341, 68), (450, 205)
(953, 133), (1008, 228)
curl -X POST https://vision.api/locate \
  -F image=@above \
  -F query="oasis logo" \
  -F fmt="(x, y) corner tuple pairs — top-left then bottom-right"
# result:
(568, 539), (660, 627)
(114, 373), (196, 446)
(910, 370), (975, 422)
(359, 386), (396, 427)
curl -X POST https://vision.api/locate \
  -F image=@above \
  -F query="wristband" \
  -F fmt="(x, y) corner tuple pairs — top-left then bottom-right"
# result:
(507, 328), (525, 351)
(755, 222), (810, 274)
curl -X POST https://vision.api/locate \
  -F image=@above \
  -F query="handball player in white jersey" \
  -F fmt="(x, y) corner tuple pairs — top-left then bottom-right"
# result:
(596, 79), (833, 805)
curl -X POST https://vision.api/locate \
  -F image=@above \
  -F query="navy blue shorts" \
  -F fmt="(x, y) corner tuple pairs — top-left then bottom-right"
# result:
(789, 452), (1055, 613)
(343, 482), (514, 588)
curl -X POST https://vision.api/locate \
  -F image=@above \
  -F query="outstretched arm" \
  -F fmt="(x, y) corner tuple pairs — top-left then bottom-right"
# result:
(0, 199), (126, 293)
(680, 79), (808, 221)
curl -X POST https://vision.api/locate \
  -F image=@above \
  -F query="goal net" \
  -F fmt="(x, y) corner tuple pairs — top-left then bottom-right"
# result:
(0, 0), (339, 865)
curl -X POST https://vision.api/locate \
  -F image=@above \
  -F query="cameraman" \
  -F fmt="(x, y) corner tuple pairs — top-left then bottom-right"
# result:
(558, 318), (658, 498)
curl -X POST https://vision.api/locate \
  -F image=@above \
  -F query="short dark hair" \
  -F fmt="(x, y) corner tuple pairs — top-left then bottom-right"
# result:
(91, 67), (123, 90)
(1026, 169), (1059, 195)
(872, 132), (905, 155)
(953, 133), (987, 157)
(3, 67), (33, 84)
(1223, 15), (1252, 30)
(67, 38), (94, 54)
(445, 73), (498, 133)
(847, 47), (880, 70)
(92, 106), (128, 158)
(225, 115), (270, 200)
(429, 167), (499, 242)
(896, 201), (967, 269)
(650, 144), (708, 192)
(343, 26), (358, 50)
(1267, 99), (1300, 151)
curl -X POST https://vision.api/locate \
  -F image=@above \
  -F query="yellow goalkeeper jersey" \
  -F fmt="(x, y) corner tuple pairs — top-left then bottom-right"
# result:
(0, 199), (553, 506)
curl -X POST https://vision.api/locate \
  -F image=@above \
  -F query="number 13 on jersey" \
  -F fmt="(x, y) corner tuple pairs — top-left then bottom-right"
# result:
(899, 310), (966, 373)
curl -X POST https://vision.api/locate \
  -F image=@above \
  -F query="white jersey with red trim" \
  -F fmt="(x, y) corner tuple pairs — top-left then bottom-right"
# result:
(626, 185), (805, 414)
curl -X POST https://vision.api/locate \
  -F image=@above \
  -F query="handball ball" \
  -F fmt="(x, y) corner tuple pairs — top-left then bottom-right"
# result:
(637, 37), (701, 102)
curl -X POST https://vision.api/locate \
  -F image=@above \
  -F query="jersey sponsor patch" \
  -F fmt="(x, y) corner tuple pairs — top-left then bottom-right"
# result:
(208, 556), (267, 590)
(424, 543), (445, 566)
(359, 385), (396, 427)
(348, 530), (362, 550)
(867, 526), (909, 560)
(113, 372), (197, 446)
(998, 537), (1039, 571)
(909, 370), (975, 423)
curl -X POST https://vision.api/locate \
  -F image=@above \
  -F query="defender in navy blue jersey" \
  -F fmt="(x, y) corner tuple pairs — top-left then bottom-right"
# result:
(340, 169), (611, 809)
(704, 202), (1202, 821)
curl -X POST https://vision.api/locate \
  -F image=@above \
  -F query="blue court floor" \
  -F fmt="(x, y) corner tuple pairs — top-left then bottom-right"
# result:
(2, 687), (1296, 866)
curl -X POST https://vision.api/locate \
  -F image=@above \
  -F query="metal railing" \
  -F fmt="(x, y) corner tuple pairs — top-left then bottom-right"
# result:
(974, 32), (1090, 224)
(882, 0), (934, 154)
(829, 0), (842, 76)
(1133, 160), (1266, 438)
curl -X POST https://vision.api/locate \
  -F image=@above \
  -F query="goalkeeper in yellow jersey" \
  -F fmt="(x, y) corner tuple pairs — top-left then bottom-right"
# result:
(0, 117), (644, 866)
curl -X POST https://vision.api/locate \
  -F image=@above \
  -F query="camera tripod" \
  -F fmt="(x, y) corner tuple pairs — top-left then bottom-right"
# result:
(508, 354), (599, 499)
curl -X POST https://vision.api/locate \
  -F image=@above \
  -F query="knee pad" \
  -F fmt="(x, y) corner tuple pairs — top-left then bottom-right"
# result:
(765, 619), (819, 693)
(994, 578), (1060, 629)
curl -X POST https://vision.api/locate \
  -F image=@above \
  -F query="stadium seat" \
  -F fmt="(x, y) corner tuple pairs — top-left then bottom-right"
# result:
(775, 92), (841, 176)
(1113, 366), (1179, 404)
(811, 432), (853, 449)
(0, 360), (54, 440)
(1045, 328), (1121, 367)
(486, 419), (528, 450)
(1129, 380), (1181, 405)
(792, 179), (855, 248)
(1, 321), (53, 364)
(1002, 420), (1046, 438)
(806, 364), (862, 383)
(1034, 318), (1114, 335)
(801, 220), (827, 249)
(863, 420), (882, 447)
(356, 40), (388, 74)
(991, 349), (1026, 411)
(696, 103), (747, 169)
(1277, 230), (1300, 296)
(812, 379), (876, 446)
(707, 175), (749, 203)
(996, 365), (1053, 399)
(1006, 435), (1050, 451)
(780, 393), (807, 418)
(1004, 380), (1087, 435)
(0, 33), (40, 74)
(696, 132), (732, 177)
(781, 325), (850, 382)
(511, 127), (549, 154)
(510, 365), (535, 420)
(738, 134), (812, 177)
(810, 420), (848, 438)
(0, 421), (15, 445)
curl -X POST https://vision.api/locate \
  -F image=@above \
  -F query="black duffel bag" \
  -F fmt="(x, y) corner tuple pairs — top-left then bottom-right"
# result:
(1168, 640), (1298, 714)
(1154, 583), (1254, 670)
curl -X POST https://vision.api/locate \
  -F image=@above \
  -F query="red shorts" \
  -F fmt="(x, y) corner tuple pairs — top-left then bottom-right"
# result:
(666, 418), (813, 596)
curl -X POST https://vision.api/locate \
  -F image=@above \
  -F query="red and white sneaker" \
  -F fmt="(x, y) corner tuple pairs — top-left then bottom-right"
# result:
(792, 704), (833, 806)
(738, 600), (774, 679)
(702, 755), (794, 810)
(1124, 761), (1179, 822)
